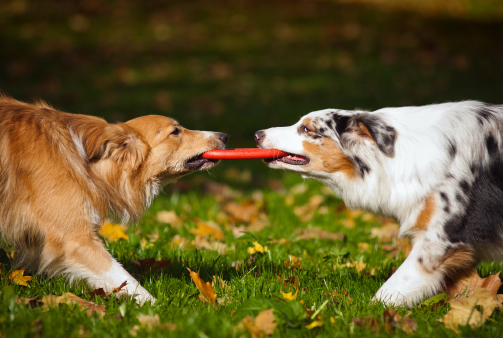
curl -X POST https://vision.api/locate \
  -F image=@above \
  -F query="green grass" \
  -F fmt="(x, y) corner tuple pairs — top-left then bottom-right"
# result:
(1, 174), (503, 337)
(1, 0), (503, 336)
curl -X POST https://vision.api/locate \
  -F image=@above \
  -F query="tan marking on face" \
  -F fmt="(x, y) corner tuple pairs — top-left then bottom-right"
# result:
(413, 195), (436, 231)
(302, 140), (356, 178)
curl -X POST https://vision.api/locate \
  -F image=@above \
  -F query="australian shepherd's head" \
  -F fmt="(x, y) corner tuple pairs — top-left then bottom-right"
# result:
(255, 109), (396, 181)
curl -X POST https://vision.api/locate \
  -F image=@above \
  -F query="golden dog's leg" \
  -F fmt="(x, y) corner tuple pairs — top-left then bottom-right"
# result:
(43, 232), (156, 304)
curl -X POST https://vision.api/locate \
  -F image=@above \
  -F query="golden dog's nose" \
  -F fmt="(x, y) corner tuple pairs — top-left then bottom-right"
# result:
(218, 133), (228, 144)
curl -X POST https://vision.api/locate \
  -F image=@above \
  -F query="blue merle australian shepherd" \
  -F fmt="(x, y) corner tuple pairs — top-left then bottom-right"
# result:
(255, 101), (503, 306)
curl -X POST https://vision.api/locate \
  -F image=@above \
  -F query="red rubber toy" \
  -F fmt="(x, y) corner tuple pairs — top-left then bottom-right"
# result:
(202, 148), (287, 160)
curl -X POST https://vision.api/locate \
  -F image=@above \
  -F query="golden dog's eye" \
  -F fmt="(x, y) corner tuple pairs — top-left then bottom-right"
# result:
(302, 125), (312, 133)
(170, 128), (181, 136)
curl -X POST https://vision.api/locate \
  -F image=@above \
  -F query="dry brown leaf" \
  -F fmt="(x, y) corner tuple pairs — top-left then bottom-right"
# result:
(446, 270), (502, 298)
(441, 288), (498, 333)
(371, 221), (400, 242)
(237, 309), (277, 338)
(9, 269), (32, 287)
(294, 195), (324, 222)
(277, 273), (298, 289)
(224, 199), (268, 227)
(131, 258), (171, 272)
(15, 297), (43, 308)
(326, 289), (353, 305)
(295, 228), (344, 241)
(87, 281), (128, 298)
(187, 268), (216, 304)
(130, 314), (177, 336)
(42, 293), (106, 317)
(284, 255), (302, 269)
(193, 235), (230, 253)
(99, 222), (129, 242)
(352, 308), (417, 334)
(171, 234), (190, 249)
(156, 210), (183, 228)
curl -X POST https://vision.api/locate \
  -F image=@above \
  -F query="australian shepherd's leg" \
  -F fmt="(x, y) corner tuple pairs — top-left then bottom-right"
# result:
(374, 234), (475, 307)
(42, 231), (156, 304)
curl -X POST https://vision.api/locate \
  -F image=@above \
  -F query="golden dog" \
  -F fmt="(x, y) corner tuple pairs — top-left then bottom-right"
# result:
(0, 95), (226, 303)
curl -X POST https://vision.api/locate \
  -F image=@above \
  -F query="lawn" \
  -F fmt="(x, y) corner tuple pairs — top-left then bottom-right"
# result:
(1, 0), (503, 337)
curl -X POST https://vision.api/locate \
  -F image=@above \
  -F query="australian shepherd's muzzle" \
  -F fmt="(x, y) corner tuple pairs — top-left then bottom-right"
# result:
(0, 95), (227, 304)
(256, 101), (503, 307)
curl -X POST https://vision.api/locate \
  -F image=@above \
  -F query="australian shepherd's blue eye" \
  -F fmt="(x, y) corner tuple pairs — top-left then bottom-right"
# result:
(170, 127), (181, 136)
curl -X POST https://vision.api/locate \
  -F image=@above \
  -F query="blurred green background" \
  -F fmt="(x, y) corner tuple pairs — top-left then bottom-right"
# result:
(1, 0), (503, 184)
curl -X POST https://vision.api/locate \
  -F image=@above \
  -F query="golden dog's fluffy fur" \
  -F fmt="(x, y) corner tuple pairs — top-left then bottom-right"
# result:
(0, 95), (226, 303)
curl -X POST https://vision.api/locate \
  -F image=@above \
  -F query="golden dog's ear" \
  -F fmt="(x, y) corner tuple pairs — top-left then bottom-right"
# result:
(86, 124), (149, 169)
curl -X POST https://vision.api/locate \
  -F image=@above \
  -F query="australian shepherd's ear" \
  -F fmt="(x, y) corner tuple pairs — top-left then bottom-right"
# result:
(343, 113), (397, 155)
(76, 123), (150, 171)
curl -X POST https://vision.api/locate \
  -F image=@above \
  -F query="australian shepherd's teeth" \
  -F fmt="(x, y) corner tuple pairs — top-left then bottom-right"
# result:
(0, 95), (227, 304)
(256, 101), (503, 307)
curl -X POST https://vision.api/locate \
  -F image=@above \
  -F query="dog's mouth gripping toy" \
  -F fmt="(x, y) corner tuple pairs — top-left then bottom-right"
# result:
(202, 148), (310, 165)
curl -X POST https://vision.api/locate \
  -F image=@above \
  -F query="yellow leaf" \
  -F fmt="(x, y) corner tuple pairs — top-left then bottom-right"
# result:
(281, 290), (298, 301)
(248, 241), (267, 255)
(130, 314), (177, 335)
(330, 317), (335, 324)
(190, 220), (224, 240)
(355, 259), (366, 273)
(306, 320), (323, 329)
(9, 269), (32, 287)
(357, 242), (369, 253)
(187, 268), (216, 304)
(171, 235), (190, 249)
(99, 222), (129, 242)
(441, 288), (498, 333)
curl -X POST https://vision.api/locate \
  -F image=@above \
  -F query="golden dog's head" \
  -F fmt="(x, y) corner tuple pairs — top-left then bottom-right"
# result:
(81, 115), (226, 188)
(125, 115), (227, 182)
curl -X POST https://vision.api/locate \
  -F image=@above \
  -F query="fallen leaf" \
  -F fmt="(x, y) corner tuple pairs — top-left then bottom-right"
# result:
(15, 297), (43, 308)
(171, 234), (190, 249)
(130, 314), (177, 336)
(284, 255), (302, 269)
(247, 241), (268, 255)
(277, 274), (298, 289)
(352, 308), (417, 334)
(446, 269), (502, 298)
(281, 290), (298, 301)
(371, 221), (399, 242)
(187, 268), (216, 304)
(9, 269), (32, 287)
(358, 242), (370, 253)
(236, 309), (277, 337)
(156, 210), (183, 228)
(325, 289), (353, 305)
(87, 281), (128, 298)
(295, 228), (344, 241)
(42, 293), (106, 317)
(193, 236), (230, 253)
(355, 259), (366, 273)
(294, 195), (324, 222)
(190, 220), (224, 240)
(99, 222), (129, 242)
(224, 199), (269, 231)
(441, 288), (498, 333)
(305, 320), (323, 329)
